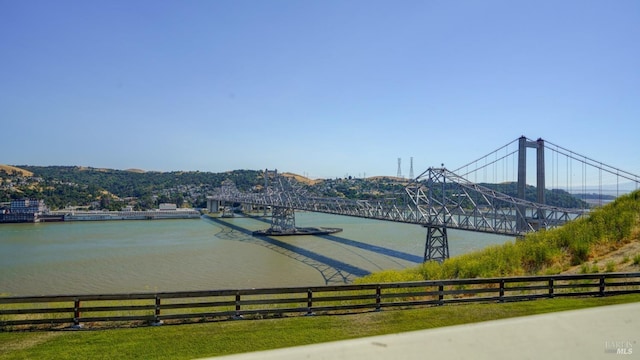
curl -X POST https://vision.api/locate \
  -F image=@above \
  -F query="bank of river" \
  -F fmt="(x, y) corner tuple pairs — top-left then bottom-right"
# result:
(0, 213), (513, 296)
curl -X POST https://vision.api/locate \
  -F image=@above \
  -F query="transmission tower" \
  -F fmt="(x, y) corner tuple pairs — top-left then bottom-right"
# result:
(409, 157), (414, 179)
(397, 158), (402, 178)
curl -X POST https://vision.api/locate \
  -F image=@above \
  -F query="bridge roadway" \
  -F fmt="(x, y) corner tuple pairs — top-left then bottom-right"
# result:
(207, 168), (587, 238)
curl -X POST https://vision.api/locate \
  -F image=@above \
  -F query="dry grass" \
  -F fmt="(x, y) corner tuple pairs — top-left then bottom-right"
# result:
(563, 240), (640, 274)
(0, 165), (33, 177)
(281, 172), (322, 185)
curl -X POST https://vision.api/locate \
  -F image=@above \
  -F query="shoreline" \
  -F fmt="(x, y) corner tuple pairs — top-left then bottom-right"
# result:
(0, 209), (201, 223)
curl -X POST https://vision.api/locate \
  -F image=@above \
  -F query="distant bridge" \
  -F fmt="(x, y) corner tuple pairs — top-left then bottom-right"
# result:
(208, 136), (640, 262)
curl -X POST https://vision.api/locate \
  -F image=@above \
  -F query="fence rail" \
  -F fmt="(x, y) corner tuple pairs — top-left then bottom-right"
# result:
(1, 272), (639, 331)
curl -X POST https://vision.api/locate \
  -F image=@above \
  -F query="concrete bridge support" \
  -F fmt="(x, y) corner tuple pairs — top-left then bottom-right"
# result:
(207, 198), (220, 212)
(221, 202), (234, 218)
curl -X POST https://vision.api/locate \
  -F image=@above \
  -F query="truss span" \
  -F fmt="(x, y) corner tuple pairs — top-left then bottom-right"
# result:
(208, 167), (587, 237)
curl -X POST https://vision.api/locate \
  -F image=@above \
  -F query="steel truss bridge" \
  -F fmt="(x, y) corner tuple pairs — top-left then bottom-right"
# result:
(208, 136), (640, 262)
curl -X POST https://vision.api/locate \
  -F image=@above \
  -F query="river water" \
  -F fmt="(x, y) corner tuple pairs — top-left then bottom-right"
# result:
(0, 213), (513, 296)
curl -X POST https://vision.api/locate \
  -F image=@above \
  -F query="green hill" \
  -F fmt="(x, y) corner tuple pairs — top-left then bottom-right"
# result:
(3, 165), (588, 211)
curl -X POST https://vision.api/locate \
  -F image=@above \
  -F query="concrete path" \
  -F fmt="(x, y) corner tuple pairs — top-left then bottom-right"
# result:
(205, 302), (639, 360)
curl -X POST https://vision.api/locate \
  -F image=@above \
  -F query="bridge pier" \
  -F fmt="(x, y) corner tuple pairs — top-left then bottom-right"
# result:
(270, 206), (297, 233)
(206, 198), (221, 213)
(424, 225), (449, 262)
(221, 202), (235, 218)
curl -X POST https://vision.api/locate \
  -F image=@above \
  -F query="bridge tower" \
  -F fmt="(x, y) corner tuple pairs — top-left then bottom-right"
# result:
(423, 167), (450, 263)
(409, 157), (414, 179)
(517, 136), (545, 231)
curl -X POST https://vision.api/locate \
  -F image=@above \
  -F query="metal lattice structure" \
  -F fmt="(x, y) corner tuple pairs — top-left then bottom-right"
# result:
(209, 168), (587, 262)
(406, 168), (585, 234)
(209, 137), (640, 262)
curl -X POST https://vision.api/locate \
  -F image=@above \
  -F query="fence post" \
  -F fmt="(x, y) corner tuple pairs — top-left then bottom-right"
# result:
(375, 286), (381, 312)
(499, 280), (505, 302)
(306, 289), (315, 316)
(233, 292), (243, 319)
(548, 278), (554, 298)
(438, 284), (444, 306)
(599, 275), (606, 296)
(152, 296), (163, 326)
(72, 298), (83, 329)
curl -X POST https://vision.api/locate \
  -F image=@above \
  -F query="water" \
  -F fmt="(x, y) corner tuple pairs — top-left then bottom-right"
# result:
(0, 213), (513, 296)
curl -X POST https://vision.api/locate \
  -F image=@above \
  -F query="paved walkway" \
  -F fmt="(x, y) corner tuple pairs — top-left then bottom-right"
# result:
(205, 302), (639, 360)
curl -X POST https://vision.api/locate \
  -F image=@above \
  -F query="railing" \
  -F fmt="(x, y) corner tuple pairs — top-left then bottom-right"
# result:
(2, 272), (639, 331)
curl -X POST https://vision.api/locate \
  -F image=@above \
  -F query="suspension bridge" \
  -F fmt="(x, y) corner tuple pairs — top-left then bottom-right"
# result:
(207, 136), (640, 262)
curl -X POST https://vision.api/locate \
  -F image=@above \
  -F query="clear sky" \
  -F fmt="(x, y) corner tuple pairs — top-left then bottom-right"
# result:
(2, 0), (639, 179)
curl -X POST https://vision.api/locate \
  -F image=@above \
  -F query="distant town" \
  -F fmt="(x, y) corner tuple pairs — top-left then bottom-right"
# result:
(0, 198), (200, 223)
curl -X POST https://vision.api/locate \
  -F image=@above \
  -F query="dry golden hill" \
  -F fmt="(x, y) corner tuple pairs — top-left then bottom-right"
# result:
(0, 165), (33, 177)
(281, 172), (322, 185)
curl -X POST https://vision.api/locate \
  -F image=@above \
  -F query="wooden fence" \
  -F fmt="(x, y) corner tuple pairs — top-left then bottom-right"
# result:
(1, 272), (639, 331)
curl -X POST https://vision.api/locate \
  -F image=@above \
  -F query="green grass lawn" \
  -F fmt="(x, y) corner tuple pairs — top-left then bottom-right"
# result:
(1, 294), (639, 359)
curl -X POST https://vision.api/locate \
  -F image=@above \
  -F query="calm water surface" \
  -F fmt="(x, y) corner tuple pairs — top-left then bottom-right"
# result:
(0, 213), (513, 296)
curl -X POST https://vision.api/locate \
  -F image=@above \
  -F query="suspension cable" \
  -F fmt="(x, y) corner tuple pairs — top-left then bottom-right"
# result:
(454, 138), (519, 174)
(545, 139), (640, 183)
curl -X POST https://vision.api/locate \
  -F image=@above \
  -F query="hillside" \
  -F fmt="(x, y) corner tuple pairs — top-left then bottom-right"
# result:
(1, 165), (602, 213)
(0, 165), (33, 177)
(281, 172), (322, 185)
(367, 175), (410, 182)
(562, 240), (640, 274)
(357, 190), (640, 284)
(2, 166), (263, 210)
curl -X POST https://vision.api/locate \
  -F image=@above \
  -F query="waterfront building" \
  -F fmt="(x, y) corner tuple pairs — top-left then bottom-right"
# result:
(0, 198), (48, 223)
(10, 198), (47, 214)
(159, 203), (177, 211)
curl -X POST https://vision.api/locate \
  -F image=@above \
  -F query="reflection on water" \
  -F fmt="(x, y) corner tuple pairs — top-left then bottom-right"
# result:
(0, 213), (513, 296)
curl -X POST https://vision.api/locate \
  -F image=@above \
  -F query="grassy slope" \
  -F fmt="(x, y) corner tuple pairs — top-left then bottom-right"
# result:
(357, 191), (640, 284)
(0, 165), (33, 177)
(1, 294), (639, 359)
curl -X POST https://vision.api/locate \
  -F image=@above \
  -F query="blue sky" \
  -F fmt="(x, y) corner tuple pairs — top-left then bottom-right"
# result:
(2, 0), (639, 179)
